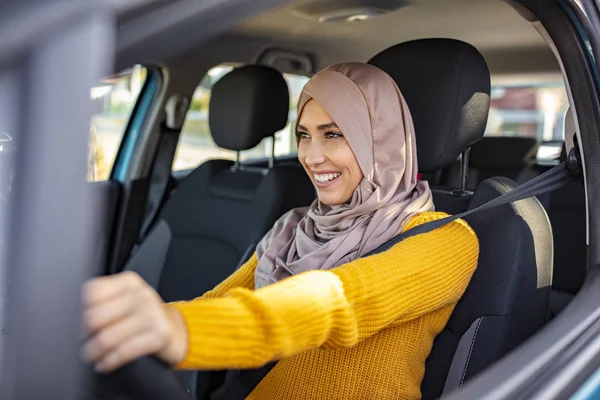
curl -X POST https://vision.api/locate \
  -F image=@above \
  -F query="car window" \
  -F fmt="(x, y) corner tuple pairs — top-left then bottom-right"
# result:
(172, 65), (309, 172)
(486, 82), (569, 160)
(88, 65), (147, 182)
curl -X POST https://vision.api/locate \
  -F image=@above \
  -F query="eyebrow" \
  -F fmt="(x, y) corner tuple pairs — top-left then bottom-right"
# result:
(317, 122), (339, 131)
(296, 122), (339, 131)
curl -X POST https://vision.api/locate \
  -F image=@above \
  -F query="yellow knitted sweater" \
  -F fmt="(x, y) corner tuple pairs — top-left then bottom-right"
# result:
(168, 211), (479, 399)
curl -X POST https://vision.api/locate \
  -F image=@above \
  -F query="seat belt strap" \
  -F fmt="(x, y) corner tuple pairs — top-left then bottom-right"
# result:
(139, 94), (189, 244)
(235, 244), (255, 271)
(139, 123), (180, 240)
(209, 161), (581, 400)
(371, 162), (578, 254)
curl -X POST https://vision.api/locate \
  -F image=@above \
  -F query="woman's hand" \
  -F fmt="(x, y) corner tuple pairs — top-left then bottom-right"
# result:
(82, 271), (188, 373)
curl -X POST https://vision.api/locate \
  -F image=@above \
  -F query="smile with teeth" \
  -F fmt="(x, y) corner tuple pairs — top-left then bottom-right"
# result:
(314, 172), (341, 184)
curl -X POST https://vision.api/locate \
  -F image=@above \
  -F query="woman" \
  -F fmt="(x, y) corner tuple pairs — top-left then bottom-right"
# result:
(83, 62), (479, 399)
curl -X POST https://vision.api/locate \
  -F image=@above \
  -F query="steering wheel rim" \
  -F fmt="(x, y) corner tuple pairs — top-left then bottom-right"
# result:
(98, 356), (193, 400)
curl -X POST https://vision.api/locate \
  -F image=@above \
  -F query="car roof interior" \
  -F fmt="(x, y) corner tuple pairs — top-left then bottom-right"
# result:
(117, 0), (563, 82)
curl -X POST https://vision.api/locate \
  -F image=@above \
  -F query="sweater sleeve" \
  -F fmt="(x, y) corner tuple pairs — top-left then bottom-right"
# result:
(168, 212), (479, 370)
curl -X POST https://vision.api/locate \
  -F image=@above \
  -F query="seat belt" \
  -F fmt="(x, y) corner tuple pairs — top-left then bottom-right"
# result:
(138, 94), (189, 242)
(235, 244), (256, 271)
(208, 151), (583, 400)
(139, 123), (180, 239)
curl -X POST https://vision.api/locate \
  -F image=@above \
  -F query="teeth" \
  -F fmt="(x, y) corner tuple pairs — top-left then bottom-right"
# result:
(315, 173), (340, 183)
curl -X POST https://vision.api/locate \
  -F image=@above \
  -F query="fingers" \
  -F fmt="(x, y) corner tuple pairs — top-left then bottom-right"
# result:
(83, 311), (147, 364)
(93, 332), (164, 373)
(81, 271), (181, 372)
(83, 271), (151, 335)
(83, 292), (134, 335)
(83, 271), (139, 306)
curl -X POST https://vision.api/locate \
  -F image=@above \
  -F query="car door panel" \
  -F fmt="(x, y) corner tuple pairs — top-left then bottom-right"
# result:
(89, 180), (122, 273)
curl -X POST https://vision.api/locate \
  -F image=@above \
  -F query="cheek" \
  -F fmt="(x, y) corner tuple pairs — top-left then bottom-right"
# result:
(327, 144), (362, 194)
(348, 162), (363, 190)
(351, 163), (363, 184)
(338, 147), (362, 182)
(297, 143), (308, 168)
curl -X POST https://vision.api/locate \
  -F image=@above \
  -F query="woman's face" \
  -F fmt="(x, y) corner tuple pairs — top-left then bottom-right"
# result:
(297, 99), (363, 205)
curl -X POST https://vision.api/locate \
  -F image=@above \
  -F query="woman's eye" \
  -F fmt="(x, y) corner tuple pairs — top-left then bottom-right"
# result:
(325, 131), (343, 139)
(296, 132), (311, 140)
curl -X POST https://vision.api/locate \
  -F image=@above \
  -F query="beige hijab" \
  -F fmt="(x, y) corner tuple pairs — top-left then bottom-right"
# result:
(254, 62), (434, 289)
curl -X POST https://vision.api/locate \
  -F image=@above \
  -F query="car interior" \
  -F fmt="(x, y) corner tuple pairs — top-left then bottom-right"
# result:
(1, 0), (591, 398)
(84, 0), (590, 397)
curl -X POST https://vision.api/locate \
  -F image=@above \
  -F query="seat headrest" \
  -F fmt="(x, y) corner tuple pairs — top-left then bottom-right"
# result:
(470, 137), (538, 168)
(209, 65), (289, 151)
(369, 38), (491, 172)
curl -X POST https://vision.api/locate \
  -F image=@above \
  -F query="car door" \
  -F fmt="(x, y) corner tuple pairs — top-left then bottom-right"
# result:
(88, 65), (159, 275)
(442, 0), (600, 398)
(0, 3), (161, 399)
(0, 3), (121, 398)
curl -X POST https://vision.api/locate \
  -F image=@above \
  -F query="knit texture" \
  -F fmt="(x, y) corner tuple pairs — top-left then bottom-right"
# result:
(167, 211), (479, 399)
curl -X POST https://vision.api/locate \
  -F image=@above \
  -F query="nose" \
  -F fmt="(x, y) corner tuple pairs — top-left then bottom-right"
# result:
(303, 140), (326, 167)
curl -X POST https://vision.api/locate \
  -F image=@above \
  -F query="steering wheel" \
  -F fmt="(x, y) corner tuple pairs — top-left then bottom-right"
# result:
(94, 356), (193, 400)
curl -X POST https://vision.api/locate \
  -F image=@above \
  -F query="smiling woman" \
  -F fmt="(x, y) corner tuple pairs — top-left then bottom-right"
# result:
(82, 61), (479, 400)
(296, 101), (363, 205)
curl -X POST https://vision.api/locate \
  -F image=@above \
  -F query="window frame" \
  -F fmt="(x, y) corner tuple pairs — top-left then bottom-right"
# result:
(88, 65), (153, 183)
(109, 65), (163, 182)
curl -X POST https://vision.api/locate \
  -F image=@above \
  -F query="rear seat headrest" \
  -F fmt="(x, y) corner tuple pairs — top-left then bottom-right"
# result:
(470, 137), (539, 168)
(368, 38), (491, 172)
(209, 65), (289, 152)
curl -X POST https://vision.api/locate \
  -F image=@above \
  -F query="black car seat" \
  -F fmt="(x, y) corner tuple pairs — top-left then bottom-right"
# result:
(371, 38), (490, 215)
(370, 39), (553, 399)
(125, 65), (315, 302)
(547, 146), (587, 315)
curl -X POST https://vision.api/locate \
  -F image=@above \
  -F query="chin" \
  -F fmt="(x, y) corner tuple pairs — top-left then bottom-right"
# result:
(317, 193), (348, 206)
